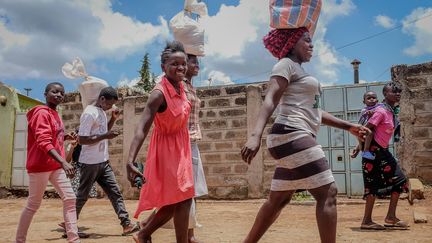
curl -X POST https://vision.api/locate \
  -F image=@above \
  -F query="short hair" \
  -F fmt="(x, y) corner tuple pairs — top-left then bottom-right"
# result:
(45, 82), (64, 93)
(161, 41), (186, 65)
(363, 90), (377, 100)
(99, 86), (118, 100)
(383, 81), (402, 95)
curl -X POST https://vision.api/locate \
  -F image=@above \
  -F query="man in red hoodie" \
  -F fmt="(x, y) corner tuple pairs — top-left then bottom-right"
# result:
(15, 82), (80, 243)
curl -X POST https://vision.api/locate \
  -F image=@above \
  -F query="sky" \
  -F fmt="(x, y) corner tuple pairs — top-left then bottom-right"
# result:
(0, 0), (431, 101)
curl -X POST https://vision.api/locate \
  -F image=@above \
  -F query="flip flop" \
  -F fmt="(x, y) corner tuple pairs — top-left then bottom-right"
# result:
(122, 222), (140, 236)
(384, 220), (409, 229)
(360, 223), (386, 230)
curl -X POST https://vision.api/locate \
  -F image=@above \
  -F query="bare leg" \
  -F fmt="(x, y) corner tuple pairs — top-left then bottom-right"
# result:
(136, 205), (176, 242)
(385, 192), (400, 223)
(362, 194), (376, 225)
(173, 198), (192, 243)
(243, 190), (295, 243)
(188, 228), (199, 243)
(308, 182), (338, 243)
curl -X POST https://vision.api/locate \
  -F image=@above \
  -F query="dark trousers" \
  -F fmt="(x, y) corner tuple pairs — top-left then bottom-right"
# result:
(76, 161), (130, 227)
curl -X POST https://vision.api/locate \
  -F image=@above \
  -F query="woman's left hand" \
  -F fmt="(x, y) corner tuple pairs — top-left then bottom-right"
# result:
(348, 124), (371, 142)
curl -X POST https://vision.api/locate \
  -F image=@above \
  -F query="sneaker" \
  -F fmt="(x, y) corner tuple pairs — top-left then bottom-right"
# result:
(362, 151), (375, 160)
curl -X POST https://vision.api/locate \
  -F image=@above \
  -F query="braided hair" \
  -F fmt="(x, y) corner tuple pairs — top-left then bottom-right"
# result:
(161, 41), (186, 65)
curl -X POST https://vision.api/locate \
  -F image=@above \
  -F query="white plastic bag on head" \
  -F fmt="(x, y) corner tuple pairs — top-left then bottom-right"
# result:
(62, 57), (87, 79)
(184, 0), (208, 17)
(62, 57), (108, 109)
(170, 11), (205, 56)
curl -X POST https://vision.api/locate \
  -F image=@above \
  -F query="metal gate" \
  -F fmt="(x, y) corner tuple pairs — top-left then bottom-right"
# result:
(316, 82), (393, 197)
(12, 112), (29, 188)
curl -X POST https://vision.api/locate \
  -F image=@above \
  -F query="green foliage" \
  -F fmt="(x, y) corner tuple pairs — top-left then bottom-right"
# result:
(136, 53), (155, 92)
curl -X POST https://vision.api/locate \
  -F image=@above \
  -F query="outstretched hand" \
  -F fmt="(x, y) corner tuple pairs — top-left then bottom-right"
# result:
(241, 136), (261, 165)
(348, 124), (371, 142)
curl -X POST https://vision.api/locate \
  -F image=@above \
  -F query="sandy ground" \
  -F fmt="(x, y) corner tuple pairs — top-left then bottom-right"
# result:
(1, 189), (431, 243)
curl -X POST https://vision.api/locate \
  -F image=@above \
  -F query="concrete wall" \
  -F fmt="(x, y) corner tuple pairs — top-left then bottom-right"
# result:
(392, 62), (432, 183)
(59, 61), (432, 199)
(0, 84), (19, 187)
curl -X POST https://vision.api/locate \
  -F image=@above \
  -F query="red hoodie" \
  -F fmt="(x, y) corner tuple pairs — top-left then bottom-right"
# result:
(26, 105), (64, 173)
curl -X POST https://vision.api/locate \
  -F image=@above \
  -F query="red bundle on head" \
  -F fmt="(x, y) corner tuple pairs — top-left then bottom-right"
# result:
(263, 27), (308, 59)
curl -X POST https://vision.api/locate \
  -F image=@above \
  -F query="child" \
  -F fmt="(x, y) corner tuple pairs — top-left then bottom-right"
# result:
(126, 41), (194, 243)
(75, 87), (139, 236)
(15, 82), (80, 243)
(351, 91), (382, 160)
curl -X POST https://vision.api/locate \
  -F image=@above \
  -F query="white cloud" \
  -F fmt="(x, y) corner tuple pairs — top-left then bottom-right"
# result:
(402, 7), (432, 56)
(195, 0), (357, 87)
(207, 70), (234, 86)
(117, 77), (140, 88)
(0, 0), (169, 80)
(374, 15), (396, 29)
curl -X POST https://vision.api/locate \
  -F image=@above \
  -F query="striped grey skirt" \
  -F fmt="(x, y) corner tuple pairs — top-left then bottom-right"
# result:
(267, 124), (334, 191)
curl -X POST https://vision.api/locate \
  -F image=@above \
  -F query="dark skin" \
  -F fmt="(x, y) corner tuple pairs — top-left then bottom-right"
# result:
(44, 84), (75, 178)
(126, 51), (192, 243)
(78, 97), (120, 145)
(361, 86), (406, 228)
(185, 54), (201, 243)
(241, 32), (371, 243)
(351, 91), (378, 158)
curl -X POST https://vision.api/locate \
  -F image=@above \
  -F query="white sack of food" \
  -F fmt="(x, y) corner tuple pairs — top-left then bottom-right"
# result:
(170, 11), (205, 56)
(62, 57), (109, 109)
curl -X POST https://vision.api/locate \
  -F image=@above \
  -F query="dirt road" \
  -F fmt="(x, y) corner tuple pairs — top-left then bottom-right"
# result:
(1, 190), (431, 243)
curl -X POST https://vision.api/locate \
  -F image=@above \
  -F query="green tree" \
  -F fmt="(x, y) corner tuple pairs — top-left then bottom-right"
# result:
(136, 53), (155, 92)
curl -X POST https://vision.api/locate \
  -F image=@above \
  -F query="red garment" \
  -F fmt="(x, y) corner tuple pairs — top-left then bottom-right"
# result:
(26, 105), (64, 173)
(134, 76), (194, 218)
(263, 27), (308, 59)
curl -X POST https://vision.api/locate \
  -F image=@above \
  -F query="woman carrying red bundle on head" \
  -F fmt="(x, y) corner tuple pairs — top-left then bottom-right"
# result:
(241, 27), (370, 243)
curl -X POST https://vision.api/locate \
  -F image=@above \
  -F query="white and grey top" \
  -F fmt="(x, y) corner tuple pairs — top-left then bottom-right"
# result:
(270, 57), (322, 136)
(78, 105), (109, 164)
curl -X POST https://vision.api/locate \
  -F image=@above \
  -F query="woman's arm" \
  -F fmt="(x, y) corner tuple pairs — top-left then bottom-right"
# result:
(241, 76), (288, 164)
(126, 90), (165, 181)
(322, 111), (370, 141)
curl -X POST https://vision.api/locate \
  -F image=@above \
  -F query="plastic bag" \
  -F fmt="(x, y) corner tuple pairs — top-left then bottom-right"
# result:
(269, 0), (322, 37)
(170, 11), (205, 56)
(184, 0), (208, 17)
(62, 57), (108, 109)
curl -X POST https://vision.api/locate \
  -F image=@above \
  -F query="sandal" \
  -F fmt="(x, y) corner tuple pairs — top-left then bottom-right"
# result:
(384, 220), (409, 229)
(122, 222), (140, 236)
(360, 222), (386, 230)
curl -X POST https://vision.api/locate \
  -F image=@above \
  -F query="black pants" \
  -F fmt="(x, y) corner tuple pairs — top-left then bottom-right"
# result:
(76, 161), (131, 227)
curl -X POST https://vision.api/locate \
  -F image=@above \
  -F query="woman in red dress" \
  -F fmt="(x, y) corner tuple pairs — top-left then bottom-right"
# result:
(126, 41), (194, 243)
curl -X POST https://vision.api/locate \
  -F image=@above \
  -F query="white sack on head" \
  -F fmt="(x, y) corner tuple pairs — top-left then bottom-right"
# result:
(62, 57), (108, 109)
(170, 11), (205, 56)
(184, 0), (208, 17)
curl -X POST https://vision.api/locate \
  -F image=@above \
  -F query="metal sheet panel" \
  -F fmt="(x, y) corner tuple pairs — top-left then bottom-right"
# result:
(317, 126), (329, 148)
(331, 149), (346, 171)
(323, 88), (344, 112)
(350, 173), (364, 196)
(347, 87), (367, 110)
(350, 153), (362, 171)
(333, 173), (346, 194)
(330, 127), (344, 147)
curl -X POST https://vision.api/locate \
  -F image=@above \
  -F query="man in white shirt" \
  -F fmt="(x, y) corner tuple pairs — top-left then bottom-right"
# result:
(76, 87), (139, 236)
